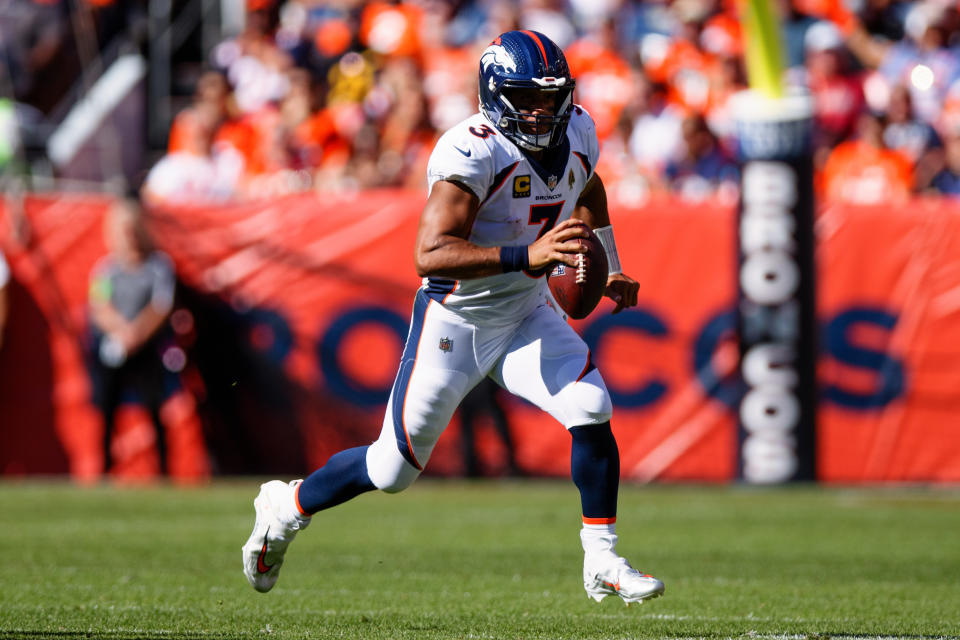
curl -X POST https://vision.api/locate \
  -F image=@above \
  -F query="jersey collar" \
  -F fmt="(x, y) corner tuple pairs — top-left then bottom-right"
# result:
(521, 137), (570, 191)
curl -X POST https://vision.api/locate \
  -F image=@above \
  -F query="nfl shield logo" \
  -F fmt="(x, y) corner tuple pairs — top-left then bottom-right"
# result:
(548, 174), (558, 190)
(439, 337), (453, 353)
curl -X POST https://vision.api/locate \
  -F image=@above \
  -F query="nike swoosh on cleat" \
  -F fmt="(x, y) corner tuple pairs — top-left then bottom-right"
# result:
(257, 527), (273, 573)
(454, 146), (471, 157)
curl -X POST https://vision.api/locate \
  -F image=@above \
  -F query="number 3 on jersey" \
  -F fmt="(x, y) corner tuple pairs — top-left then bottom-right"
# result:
(524, 201), (564, 278)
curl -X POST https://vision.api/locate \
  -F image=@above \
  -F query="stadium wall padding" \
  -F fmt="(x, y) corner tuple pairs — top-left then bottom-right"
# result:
(1, 192), (958, 483)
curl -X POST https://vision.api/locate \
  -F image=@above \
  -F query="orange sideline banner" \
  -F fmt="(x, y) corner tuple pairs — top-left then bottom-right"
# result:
(1, 192), (959, 483)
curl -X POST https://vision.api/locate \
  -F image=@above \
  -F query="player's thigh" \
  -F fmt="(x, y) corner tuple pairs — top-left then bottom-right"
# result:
(368, 292), (484, 487)
(492, 304), (612, 428)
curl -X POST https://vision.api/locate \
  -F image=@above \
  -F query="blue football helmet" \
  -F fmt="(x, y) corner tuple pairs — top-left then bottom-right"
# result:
(478, 30), (576, 152)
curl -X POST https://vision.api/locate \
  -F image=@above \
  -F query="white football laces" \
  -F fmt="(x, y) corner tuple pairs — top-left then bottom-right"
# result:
(576, 252), (586, 284)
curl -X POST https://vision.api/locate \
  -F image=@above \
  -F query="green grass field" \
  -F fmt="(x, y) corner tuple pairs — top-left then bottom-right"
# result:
(1, 480), (957, 640)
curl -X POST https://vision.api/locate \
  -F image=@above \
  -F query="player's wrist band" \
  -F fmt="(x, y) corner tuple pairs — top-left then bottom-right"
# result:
(593, 225), (622, 275)
(500, 246), (529, 272)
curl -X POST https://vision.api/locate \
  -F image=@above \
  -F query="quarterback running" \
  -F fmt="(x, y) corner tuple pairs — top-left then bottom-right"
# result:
(242, 30), (665, 606)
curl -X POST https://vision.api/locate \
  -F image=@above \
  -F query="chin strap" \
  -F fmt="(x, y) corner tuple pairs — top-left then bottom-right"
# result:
(593, 225), (622, 276)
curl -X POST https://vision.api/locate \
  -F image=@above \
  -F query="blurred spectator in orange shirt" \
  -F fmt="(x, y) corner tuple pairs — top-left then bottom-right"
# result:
(565, 18), (635, 141)
(359, 0), (424, 61)
(643, 0), (723, 116)
(143, 89), (245, 204)
(167, 71), (234, 155)
(418, 2), (477, 133)
(802, 20), (865, 169)
(821, 110), (914, 204)
(239, 67), (316, 196)
(281, 68), (350, 174)
(244, 65), (369, 196)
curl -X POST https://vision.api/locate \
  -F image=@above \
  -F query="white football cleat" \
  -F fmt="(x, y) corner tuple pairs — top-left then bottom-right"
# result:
(583, 553), (665, 605)
(242, 480), (310, 593)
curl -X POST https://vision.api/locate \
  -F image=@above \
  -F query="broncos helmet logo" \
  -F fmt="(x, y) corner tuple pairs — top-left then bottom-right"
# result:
(480, 45), (518, 75)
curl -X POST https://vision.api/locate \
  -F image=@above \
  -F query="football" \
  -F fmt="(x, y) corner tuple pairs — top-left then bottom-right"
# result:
(546, 228), (609, 319)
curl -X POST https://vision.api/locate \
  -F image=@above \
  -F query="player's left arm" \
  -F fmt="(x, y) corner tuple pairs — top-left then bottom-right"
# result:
(572, 173), (638, 314)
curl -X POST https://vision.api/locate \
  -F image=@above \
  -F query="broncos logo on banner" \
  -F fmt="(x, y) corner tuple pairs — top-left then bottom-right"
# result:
(481, 45), (517, 74)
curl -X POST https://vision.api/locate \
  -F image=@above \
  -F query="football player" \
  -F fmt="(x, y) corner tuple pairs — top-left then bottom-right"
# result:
(243, 30), (665, 606)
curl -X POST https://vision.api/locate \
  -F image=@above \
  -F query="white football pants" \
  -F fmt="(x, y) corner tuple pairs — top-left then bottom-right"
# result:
(366, 289), (613, 492)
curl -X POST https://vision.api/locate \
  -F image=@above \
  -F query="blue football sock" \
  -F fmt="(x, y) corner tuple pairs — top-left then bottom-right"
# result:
(296, 446), (376, 515)
(569, 423), (619, 522)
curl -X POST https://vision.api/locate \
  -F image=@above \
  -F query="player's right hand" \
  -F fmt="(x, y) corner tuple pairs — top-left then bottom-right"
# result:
(527, 219), (590, 271)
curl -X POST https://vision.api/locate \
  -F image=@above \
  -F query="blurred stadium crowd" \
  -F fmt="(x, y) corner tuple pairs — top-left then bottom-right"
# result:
(4, 0), (960, 206)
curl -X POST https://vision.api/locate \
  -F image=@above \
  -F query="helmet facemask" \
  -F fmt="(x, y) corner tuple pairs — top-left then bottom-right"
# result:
(495, 82), (575, 152)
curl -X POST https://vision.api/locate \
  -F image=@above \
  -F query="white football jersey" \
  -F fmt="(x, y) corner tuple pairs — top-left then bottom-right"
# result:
(424, 106), (600, 324)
